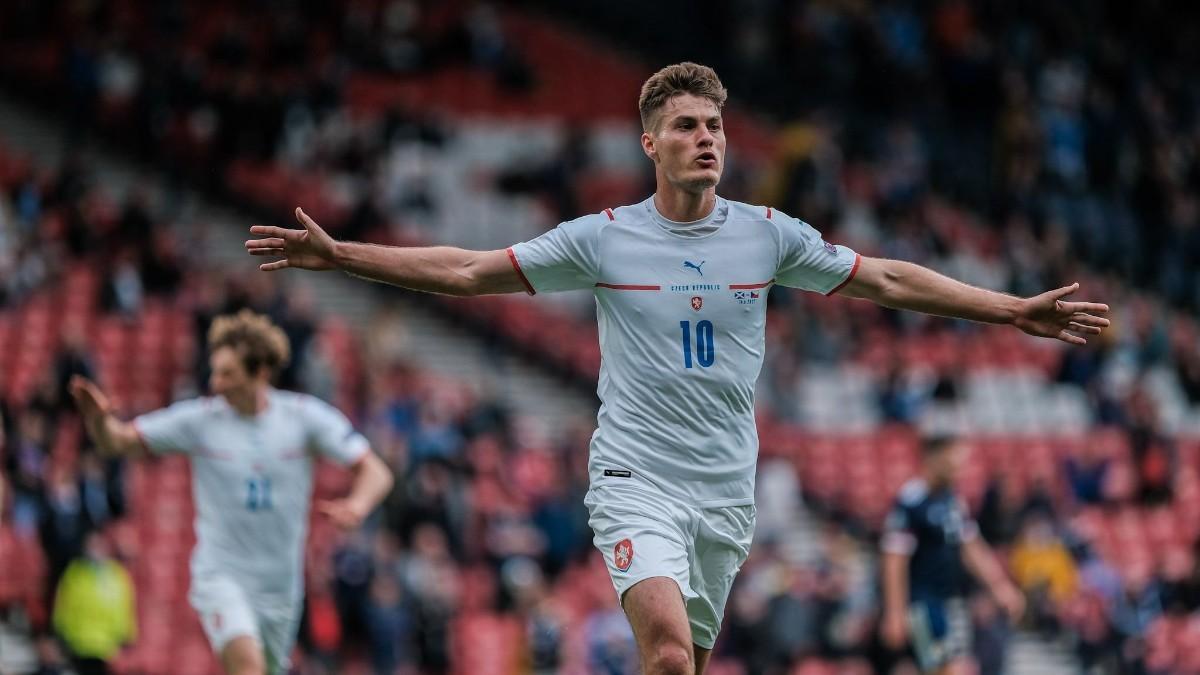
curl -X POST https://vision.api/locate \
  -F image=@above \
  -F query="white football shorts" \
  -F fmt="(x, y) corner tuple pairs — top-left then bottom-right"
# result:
(189, 574), (300, 675)
(585, 484), (755, 649)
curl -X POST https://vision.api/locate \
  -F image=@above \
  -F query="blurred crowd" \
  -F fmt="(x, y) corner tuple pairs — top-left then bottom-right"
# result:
(0, 0), (534, 242)
(1, 1), (1200, 675)
(564, 0), (1200, 312)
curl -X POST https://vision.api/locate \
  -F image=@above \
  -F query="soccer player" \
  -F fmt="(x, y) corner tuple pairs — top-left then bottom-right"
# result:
(244, 62), (1109, 675)
(69, 310), (394, 675)
(881, 437), (1025, 674)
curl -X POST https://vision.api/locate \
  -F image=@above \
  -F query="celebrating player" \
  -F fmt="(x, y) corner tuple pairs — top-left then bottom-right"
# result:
(70, 310), (394, 675)
(881, 436), (1025, 674)
(245, 62), (1108, 675)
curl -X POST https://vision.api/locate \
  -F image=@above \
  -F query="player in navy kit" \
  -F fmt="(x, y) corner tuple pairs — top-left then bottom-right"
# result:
(881, 437), (1025, 674)
(246, 63), (1107, 674)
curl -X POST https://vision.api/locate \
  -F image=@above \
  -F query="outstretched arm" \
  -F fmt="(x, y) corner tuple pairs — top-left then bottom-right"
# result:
(245, 208), (526, 296)
(837, 257), (1110, 345)
(69, 376), (146, 457)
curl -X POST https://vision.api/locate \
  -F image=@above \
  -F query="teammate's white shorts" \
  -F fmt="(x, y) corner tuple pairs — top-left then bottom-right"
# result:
(585, 484), (755, 649)
(189, 574), (300, 675)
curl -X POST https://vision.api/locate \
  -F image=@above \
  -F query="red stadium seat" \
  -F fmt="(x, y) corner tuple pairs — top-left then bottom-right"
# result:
(450, 613), (523, 675)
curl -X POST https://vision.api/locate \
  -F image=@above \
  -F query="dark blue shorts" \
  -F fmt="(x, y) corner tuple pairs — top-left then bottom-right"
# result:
(908, 597), (971, 672)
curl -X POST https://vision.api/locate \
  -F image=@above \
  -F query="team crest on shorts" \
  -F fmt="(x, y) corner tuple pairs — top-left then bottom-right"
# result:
(691, 296), (703, 311)
(614, 538), (634, 571)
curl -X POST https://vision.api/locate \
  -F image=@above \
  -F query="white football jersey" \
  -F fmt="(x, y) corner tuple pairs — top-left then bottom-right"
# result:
(510, 196), (859, 506)
(134, 389), (368, 599)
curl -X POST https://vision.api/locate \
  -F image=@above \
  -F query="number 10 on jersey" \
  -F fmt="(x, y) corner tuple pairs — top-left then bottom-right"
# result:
(680, 320), (716, 368)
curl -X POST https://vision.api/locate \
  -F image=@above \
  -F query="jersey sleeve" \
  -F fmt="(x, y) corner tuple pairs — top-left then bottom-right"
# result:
(881, 500), (918, 554)
(771, 210), (860, 294)
(303, 396), (370, 467)
(133, 398), (208, 455)
(507, 213), (605, 294)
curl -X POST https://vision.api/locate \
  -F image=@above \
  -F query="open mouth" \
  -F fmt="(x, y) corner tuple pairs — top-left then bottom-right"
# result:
(695, 151), (718, 167)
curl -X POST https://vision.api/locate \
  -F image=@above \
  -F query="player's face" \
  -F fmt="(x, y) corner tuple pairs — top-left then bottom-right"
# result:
(209, 346), (258, 405)
(929, 442), (968, 485)
(642, 94), (725, 193)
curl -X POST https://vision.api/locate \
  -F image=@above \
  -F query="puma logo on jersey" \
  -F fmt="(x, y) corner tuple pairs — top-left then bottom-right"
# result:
(614, 538), (634, 571)
(683, 260), (706, 276)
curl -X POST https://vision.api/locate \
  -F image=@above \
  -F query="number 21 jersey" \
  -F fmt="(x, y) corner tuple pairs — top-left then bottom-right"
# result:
(133, 389), (368, 599)
(509, 197), (859, 506)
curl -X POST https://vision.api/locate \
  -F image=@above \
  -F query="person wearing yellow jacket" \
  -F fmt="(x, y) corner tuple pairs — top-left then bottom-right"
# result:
(1009, 514), (1079, 605)
(52, 528), (136, 675)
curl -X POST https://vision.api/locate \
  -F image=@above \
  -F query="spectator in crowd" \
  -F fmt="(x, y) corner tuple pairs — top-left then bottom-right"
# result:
(1123, 386), (1175, 505)
(38, 464), (98, 598)
(1060, 583), (1120, 672)
(585, 607), (638, 675)
(49, 321), (96, 411)
(365, 569), (413, 675)
(1111, 561), (1165, 674)
(975, 471), (1026, 547)
(1065, 441), (1111, 507)
(6, 410), (50, 536)
(300, 558), (343, 675)
(51, 528), (136, 675)
(332, 532), (375, 657)
(877, 359), (930, 425)
(1159, 547), (1200, 615)
(1174, 327), (1200, 405)
(1009, 514), (1078, 633)
(402, 523), (458, 673)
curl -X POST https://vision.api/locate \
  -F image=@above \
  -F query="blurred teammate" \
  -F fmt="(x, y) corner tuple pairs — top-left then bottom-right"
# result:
(881, 437), (1025, 674)
(245, 62), (1108, 674)
(69, 310), (394, 675)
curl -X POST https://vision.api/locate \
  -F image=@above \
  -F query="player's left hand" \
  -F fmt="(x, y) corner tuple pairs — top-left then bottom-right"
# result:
(1013, 283), (1110, 345)
(317, 498), (370, 530)
(246, 207), (339, 272)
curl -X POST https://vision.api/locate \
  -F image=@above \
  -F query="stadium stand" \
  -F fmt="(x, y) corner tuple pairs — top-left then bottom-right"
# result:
(2, 1), (1200, 674)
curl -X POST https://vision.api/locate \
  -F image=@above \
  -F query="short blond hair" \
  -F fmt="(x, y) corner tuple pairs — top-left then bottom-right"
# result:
(207, 309), (291, 377)
(638, 62), (728, 132)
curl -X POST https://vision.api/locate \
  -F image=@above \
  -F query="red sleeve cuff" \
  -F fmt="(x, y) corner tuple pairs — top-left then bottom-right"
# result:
(825, 253), (861, 296)
(506, 247), (536, 295)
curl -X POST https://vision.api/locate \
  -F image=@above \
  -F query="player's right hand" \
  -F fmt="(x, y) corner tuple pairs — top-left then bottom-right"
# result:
(245, 207), (338, 272)
(881, 609), (909, 649)
(69, 375), (111, 421)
